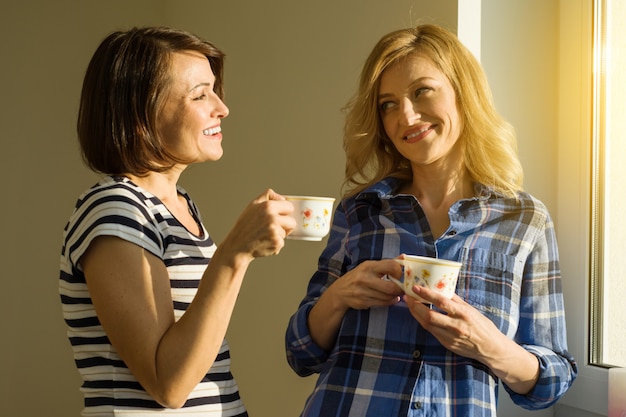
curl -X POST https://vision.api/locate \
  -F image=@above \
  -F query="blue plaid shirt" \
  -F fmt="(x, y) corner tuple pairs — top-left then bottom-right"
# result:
(285, 177), (577, 417)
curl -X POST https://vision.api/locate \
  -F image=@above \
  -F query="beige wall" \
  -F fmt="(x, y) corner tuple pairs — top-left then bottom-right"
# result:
(481, 0), (559, 212)
(1, 2), (164, 416)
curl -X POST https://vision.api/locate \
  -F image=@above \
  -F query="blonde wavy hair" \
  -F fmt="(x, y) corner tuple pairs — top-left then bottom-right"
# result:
(342, 24), (523, 198)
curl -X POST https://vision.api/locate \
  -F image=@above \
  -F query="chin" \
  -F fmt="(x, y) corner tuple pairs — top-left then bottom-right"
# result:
(198, 145), (224, 162)
(202, 151), (224, 162)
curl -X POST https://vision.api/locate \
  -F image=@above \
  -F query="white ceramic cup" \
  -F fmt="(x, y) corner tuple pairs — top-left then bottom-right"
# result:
(389, 254), (462, 302)
(285, 195), (335, 241)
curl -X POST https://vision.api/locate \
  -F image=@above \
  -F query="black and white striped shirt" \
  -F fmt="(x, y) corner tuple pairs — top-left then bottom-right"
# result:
(59, 175), (247, 416)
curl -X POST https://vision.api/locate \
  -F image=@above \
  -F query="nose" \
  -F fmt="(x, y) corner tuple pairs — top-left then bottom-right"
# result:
(399, 97), (420, 125)
(212, 94), (229, 119)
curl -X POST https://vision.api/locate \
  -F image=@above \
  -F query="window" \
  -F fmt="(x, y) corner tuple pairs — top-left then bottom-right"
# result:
(589, 0), (626, 368)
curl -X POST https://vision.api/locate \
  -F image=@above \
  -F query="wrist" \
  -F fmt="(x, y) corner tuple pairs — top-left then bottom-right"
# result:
(210, 245), (254, 277)
(483, 339), (540, 394)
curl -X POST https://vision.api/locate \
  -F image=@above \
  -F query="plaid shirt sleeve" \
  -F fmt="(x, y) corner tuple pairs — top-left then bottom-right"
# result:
(504, 208), (578, 408)
(285, 202), (351, 376)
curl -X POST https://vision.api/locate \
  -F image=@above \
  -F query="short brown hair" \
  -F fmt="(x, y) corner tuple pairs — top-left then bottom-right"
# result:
(77, 26), (225, 175)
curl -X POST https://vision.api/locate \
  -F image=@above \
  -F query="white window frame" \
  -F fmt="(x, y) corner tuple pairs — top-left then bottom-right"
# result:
(556, 0), (608, 414)
(588, 0), (626, 369)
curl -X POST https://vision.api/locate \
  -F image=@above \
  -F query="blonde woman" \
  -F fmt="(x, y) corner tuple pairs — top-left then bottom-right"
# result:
(285, 24), (577, 416)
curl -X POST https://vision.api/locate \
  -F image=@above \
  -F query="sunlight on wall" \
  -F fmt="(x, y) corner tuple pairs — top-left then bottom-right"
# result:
(457, 0), (481, 60)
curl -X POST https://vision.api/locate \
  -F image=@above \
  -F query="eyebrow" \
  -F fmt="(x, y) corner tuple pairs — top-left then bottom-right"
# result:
(377, 92), (394, 101)
(189, 82), (213, 92)
(378, 76), (438, 100)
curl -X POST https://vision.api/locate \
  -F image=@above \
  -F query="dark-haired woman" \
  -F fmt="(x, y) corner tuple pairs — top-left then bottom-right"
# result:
(60, 26), (295, 416)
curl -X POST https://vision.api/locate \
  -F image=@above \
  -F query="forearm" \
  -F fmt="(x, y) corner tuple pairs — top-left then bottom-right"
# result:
(147, 193), (293, 405)
(307, 286), (350, 351)
(150, 247), (253, 407)
(480, 334), (540, 395)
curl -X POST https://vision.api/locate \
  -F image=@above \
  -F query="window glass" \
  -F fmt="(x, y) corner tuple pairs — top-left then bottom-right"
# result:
(590, 0), (626, 367)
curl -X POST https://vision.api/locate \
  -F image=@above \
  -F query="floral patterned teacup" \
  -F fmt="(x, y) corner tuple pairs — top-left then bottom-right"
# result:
(390, 254), (461, 302)
(285, 195), (335, 241)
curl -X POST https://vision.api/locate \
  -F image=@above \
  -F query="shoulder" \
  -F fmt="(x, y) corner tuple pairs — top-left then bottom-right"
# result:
(481, 187), (550, 216)
(342, 177), (403, 206)
(63, 176), (165, 263)
(483, 190), (554, 234)
(75, 176), (153, 210)
(512, 191), (552, 223)
(69, 176), (169, 231)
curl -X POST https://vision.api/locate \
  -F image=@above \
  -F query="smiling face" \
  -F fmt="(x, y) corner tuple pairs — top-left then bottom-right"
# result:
(378, 53), (463, 168)
(157, 50), (229, 165)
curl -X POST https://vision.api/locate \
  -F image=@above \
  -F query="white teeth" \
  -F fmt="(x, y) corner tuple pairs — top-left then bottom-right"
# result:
(405, 127), (430, 140)
(203, 126), (221, 136)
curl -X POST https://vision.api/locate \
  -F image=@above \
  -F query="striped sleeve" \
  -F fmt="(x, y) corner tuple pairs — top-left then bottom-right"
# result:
(63, 184), (164, 269)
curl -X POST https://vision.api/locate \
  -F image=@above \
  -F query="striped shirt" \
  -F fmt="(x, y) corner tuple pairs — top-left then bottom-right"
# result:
(59, 176), (247, 417)
(285, 177), (577, 417)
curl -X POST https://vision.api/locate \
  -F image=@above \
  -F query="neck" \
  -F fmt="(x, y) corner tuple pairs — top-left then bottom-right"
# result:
(124, 170), (182, 205)
(404, 164), (474, 209)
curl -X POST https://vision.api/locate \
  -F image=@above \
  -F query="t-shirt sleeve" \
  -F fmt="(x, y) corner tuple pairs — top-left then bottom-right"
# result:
(64, 186), (164, 271)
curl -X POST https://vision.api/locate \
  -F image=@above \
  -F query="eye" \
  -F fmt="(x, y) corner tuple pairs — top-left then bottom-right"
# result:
(379, 101), (396, 112)
(193, 93), (207, 101)
(414, 87), (433, 98)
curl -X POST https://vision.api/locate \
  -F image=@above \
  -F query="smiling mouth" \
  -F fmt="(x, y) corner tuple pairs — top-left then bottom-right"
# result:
(202, 126), (221, 136)
(404, 126), (431, 141)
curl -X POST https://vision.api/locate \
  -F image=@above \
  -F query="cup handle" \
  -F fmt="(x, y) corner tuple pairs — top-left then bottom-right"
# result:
(386, 275), (404, 291)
